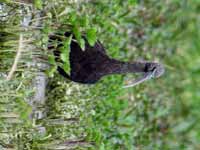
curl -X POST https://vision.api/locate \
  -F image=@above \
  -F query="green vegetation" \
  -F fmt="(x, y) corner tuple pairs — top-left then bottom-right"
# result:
(0, 0), (200, 149)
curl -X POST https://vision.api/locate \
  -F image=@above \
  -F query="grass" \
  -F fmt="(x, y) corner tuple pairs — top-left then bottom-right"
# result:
(0, 0), (200, 149)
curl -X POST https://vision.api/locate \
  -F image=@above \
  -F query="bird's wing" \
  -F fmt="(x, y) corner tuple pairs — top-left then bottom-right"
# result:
(93, 40), (107, 54)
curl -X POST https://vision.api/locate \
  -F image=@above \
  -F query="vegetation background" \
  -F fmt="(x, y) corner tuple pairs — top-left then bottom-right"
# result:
(0, 0), (199, 149)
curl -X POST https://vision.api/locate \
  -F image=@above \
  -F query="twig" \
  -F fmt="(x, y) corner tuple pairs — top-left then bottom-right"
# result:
(6, 34), (23, 81)
(11, 1), (33, 6)
(29, 16), (50, 23)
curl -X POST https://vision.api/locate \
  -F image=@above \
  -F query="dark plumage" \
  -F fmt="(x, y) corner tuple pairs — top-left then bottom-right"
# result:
(49, 32), (164, 84)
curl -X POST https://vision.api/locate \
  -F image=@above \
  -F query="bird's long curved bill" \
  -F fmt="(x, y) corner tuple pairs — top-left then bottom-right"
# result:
(123, 71), (154, 88)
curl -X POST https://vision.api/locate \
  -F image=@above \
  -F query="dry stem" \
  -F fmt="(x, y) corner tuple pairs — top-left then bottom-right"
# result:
(6, 34), (23, 81)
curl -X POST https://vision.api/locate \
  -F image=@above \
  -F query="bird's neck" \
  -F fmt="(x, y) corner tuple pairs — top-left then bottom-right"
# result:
(102, 59), (147, 75)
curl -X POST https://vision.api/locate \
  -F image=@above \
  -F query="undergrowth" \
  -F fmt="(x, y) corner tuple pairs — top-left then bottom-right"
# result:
(0, 0), (199, 149)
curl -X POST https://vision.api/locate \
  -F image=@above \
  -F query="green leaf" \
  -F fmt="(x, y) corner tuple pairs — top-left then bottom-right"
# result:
(73, 25), (85, 50)
(48, 54), (56, 65)
(63, 61), (70, 74)
(80, 38), (85, 50)
(15, 98), (32, 121)
(46, 66), (57, 78)
(1, 0), (11, 2)
(60, 35), (72, 73)
(63, 35), (72, 48)
(69, 12), (77, 25)
(60, 53), (67, 62)
(34, 0), (43, 9)
(80, 15), (89, 27)
(42, 24), (50, 34)
(86, 27), (97, 46)
(73, 25), (81, 41)
(128, 0), (137, 5)
(99, 143), (105, 150)
(60, 35), (72, 62)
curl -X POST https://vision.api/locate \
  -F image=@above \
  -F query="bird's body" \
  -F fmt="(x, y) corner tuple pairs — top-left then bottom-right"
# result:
(69, 39), (109, 83)
(49, 32), (164, 84)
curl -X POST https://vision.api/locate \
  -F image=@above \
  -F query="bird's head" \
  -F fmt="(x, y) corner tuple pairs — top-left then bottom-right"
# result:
(145, 62), (165, 78)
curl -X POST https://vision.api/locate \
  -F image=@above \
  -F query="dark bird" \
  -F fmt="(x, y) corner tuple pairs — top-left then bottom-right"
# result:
(48, 32), (164, 86)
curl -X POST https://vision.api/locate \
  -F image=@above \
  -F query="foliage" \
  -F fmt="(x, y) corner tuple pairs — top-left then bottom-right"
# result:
(0, 0), (200, 149)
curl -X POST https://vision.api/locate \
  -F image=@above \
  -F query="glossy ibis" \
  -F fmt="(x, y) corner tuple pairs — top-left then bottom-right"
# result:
(49, 32), (164, 87)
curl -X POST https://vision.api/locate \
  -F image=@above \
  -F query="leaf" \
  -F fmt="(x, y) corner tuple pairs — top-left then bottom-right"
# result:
(69, 12), (77, 25)
(63, 61), (70, 74)
(86, 27), (97, 46)
(80, 15), (89, 27)
(34, 0), (43, 9)
(128, 0), (137, 5)
(73, 25), (81, 41)
(63, 35), (72, 49)
(60, 35), (72, 73)
(73, 25), (85, 50)
(48, 54), (56, 65)
(99, 143), (105, 150)
(1, 0), (11, 2)
(80, 38), (85, 50)
(42, 24), (50, 34)
(60, 35), (72, 62)
(46, 66), (57, 78)
(60, 53), (67, 62)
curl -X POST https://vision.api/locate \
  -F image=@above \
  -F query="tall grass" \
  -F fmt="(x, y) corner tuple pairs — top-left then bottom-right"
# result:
(0, 0), (199, 149)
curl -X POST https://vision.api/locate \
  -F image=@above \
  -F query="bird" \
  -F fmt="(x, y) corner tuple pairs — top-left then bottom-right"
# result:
(48, 32), (164, 85)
